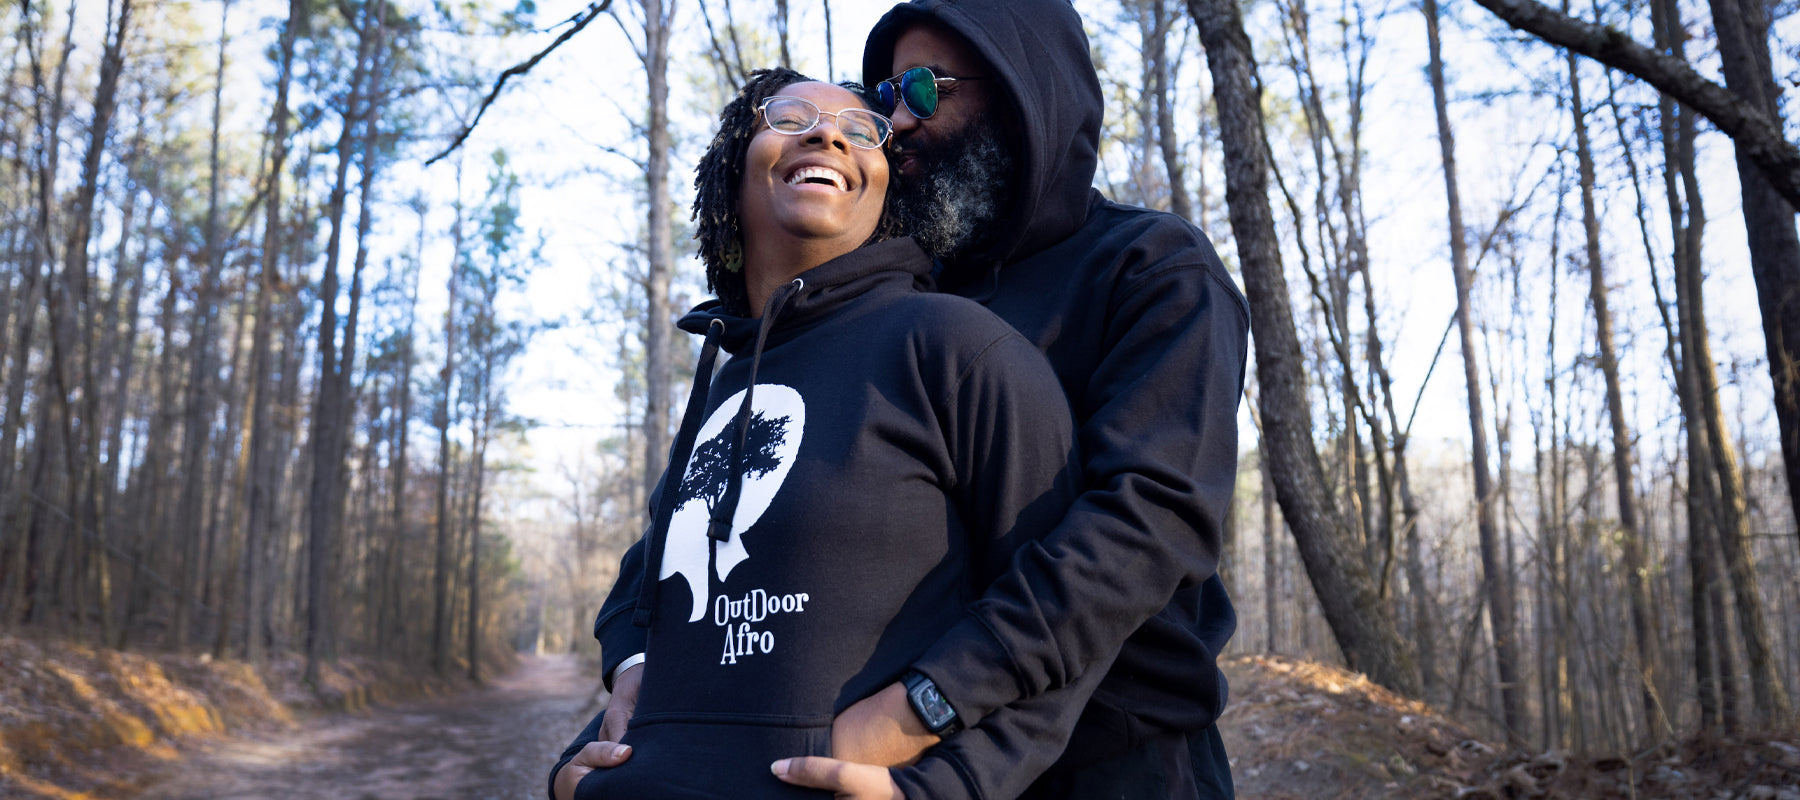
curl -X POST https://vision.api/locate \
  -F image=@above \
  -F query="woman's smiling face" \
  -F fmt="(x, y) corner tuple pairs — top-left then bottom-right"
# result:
(737, 81), (889, 263)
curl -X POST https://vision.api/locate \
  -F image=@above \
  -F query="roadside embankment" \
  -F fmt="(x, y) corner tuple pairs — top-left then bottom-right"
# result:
(0, 635), (492, 799)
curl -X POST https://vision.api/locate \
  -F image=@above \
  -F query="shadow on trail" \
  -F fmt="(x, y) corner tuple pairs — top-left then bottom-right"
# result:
(140, 654), (602, 800)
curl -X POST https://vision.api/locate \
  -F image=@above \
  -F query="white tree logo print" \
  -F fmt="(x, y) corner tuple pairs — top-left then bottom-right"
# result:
(658, 384), (805, 622)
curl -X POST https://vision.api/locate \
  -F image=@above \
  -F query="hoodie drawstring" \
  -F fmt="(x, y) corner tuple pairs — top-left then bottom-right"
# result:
(633, 279), (805, 627)
(633, 318), (726, 628)
(707, 278), (803, 542)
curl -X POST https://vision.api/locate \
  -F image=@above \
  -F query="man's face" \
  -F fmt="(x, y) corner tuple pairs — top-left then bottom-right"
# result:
(886, 21), (1001, 176)
(884, 21), (1020, 262)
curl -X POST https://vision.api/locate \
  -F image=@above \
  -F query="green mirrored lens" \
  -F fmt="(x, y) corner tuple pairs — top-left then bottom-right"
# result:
(902, 66), (938, 118)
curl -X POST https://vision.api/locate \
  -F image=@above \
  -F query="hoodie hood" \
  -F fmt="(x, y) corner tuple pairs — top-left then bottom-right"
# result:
(864, 0), (1103, 274)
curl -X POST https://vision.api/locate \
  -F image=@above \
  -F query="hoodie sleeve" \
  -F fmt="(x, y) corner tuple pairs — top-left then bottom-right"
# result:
(593, 535), (651, 690)
(884, 325), (1088, 800)
(915, 258), (1250, 728)
(939, 331), (1081, 588)
(890, 649), (1112, 800)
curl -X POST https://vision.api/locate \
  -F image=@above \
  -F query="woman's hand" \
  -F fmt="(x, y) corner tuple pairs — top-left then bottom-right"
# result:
(552, 664), (643, 800)
(598, 663), (641, 744)
(771, 757), (905, 799)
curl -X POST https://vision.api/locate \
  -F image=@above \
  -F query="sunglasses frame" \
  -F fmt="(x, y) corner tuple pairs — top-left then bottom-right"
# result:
(876, 66), (988, 120)
(756, 96), (893, 150)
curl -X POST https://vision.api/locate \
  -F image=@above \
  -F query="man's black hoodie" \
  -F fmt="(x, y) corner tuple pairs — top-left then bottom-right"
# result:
(580, 238), (1083, 799)
(862, 0), (1252, 774)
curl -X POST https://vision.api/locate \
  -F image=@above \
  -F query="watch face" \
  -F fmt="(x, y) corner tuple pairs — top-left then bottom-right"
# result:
(914, 682), (955, 727)
(921, 684), (950, 720)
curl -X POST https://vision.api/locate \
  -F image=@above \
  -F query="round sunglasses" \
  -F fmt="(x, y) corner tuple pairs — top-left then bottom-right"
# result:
(875, 66), (988, 120)
(757, 96), (893, 150)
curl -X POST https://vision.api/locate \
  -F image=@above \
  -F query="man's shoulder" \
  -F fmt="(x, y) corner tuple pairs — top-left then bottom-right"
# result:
(1080, 200), (1221, 264)
(1061, 200), (1241, 306)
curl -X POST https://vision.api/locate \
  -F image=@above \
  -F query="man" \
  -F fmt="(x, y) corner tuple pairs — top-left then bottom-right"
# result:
(553, 1), (1247, 797)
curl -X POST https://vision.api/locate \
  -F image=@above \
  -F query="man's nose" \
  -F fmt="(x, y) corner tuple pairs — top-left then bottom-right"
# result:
(890, 102), (922, 133)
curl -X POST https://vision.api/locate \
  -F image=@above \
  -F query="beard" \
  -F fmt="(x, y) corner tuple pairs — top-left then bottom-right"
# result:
(888, 118), (1020, 263)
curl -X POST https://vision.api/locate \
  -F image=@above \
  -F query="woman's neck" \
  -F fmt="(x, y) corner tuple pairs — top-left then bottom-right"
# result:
(740, 237), (857, 317)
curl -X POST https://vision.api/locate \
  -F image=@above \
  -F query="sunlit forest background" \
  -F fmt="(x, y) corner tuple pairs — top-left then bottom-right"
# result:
(2, 0), (1797, 758)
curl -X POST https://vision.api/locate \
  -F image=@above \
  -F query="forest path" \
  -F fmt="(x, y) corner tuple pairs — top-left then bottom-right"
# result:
(137, 654), (601, 800)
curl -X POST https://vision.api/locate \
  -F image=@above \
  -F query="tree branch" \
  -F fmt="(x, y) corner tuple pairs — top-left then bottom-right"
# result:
(1470, 0), (1800, 207)
(425, 0), (615, 166)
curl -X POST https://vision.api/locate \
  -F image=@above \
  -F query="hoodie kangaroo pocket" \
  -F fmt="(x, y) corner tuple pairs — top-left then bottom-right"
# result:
(576, 717), (834, 800)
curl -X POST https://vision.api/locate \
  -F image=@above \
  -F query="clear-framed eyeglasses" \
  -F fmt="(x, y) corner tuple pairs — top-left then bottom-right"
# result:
(756, 96), (893, 150)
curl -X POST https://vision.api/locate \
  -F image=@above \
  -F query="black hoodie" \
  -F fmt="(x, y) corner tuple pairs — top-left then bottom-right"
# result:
(861, 0), (1251, 776)
(579, 237), (1083, 799)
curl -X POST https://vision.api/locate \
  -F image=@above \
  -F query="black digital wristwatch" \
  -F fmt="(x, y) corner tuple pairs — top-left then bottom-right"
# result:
(902, 670), (962, 736)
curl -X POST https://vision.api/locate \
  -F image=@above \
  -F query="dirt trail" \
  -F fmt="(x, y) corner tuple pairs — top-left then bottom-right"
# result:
(136, 654), (602, 800)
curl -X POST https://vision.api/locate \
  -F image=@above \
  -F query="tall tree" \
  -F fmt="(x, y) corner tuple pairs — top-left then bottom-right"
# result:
(1423, 0), (1523, 744)
(1189, 0), (1420, 697)
(305, 0), (384, 685)
(1697, 0), (1796, 726)
(433, 164), (466, 677)
(240, 0), (303, 666)
(1564, 25), (1662, 742)
(617, 0), (677, 509)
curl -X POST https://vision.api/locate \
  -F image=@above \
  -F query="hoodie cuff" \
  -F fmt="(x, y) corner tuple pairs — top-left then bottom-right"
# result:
(891, 753), (981, 800)
(596, 612), (649, 692)
(912, 617), (1023, 728)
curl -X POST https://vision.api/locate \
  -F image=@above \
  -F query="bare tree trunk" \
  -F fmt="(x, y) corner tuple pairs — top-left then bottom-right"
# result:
(433, 167), (465, 677)
(1565, 35), (1663, 743)
(241, 0), (300, 667)
(821, 0), (833, 80)
(306, 3), (379, 685)
(1151, 0), (1191, 221)
(639, 0), (675, 510)
(385, 199), (423, 653)
(1189, 0), (1419, 696)
(171, 0), (233, 650)
(1423, 0), (1523, 745)
(1260, 445), (1279, 653)
(466, 393), (489, 682)
(1701, 0), (1795, 725)
(3, 0), (75, 626)
(774, 0), (790, 68)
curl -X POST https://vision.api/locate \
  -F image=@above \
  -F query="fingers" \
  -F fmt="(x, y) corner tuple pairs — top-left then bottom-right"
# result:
(552, 763), (592, 800)
(571, 740), (633, 769)
(599, 665), (643, 742)
(598, 713), (631, 744)
(771, 757), (904, 800)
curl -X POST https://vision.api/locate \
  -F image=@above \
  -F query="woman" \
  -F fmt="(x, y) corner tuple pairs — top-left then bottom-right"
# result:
(565, 68), (1078, 799)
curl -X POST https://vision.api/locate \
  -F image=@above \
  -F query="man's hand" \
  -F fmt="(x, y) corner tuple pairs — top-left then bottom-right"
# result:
(830, 681), (940, 766)
(771, 757), (905, 799)
(552, 664), (643, 800)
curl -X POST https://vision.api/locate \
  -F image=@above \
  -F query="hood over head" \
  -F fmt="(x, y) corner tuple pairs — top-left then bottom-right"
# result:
(863, 0), (1102, 270)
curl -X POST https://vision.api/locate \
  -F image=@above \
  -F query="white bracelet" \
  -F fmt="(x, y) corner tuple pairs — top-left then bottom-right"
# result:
(612, 653), (647, 685)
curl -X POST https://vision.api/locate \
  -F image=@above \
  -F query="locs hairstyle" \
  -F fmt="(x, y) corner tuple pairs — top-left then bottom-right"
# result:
(692, 68), (904, 316)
